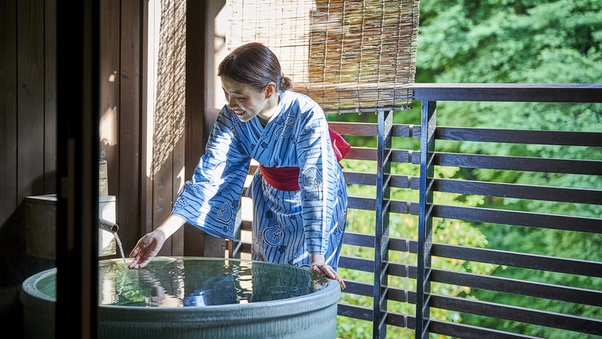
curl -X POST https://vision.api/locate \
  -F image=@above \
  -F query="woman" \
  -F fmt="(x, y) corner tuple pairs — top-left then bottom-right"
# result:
(129, 42), (348, 289)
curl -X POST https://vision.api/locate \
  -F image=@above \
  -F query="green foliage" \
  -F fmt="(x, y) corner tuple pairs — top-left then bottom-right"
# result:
(417, 0), (602, 84)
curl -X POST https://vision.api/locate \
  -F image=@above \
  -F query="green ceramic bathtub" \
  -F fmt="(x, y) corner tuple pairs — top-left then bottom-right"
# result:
(21, 257), (340, 339)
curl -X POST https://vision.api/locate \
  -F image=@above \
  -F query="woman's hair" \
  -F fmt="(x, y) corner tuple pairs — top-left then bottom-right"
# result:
(218, 42), (293, 92)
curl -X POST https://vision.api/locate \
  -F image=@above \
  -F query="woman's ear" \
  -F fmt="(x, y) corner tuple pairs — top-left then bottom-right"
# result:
(264, 82), (277, 99)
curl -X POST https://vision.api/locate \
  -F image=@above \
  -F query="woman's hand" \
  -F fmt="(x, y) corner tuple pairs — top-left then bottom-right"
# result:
(128, 230), (166, 269)
(310, 254), (346, 289)
(129, 214), (186, 269)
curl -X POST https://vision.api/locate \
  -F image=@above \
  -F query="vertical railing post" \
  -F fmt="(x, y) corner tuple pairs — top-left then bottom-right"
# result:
(374, 109), (393, 338)
(416, 100), (436, 338)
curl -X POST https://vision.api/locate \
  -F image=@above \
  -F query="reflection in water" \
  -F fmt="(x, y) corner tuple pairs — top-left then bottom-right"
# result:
(99, 257), (329, 307)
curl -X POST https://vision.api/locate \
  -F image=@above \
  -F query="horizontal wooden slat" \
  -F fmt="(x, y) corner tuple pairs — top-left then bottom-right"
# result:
(346, 147), (416, 164)
(337, 303), (373, 322)
(390, 200), (412, 214)
(434, 178), (602, 205)
(386, 285), (412, 304)
(346, 147), (376, 161)
(341, 280), (375, 297)
(389, 237), (414, 252)
(328, 122), (378, 136)
(347, 196), (376, 210)
(388, 262), (413, 278)
(434, 204), (602, 234)
(386, 312), (412, 330)
(432, 243), (602, 278)
(393, 149), (416, 163)
(436, 127), (602, 147)
(348, 195), (413, 214)
(413, 83), (602, 103)
(431, 269), (602, 307)
(429, 319), (542, 339)
(435, 153), (602, 175)
(344, 171), (376, 186)
(343, 232), (375, 248)
(339, 255), (374, 273)
(345, 172), (416, 189)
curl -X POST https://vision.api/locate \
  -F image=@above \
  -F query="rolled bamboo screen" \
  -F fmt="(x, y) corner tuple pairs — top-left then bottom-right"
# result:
(227, 0), (420, 112)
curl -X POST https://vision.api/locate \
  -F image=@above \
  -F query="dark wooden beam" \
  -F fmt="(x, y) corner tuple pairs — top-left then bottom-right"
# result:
(55, 0), (100, 337)
(183, 0), (208, 256)
(413, 83), (602, 103)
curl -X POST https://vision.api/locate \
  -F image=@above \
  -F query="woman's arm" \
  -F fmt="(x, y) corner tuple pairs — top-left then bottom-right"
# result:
(171, 108), (251, 239)
(297, 102), (347, 289)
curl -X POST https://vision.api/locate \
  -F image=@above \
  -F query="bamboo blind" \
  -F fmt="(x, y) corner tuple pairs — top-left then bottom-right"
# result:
(227, 0), (420, 112)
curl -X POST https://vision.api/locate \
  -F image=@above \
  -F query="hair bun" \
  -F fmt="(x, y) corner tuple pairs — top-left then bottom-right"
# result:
(280, 76), (293, 91)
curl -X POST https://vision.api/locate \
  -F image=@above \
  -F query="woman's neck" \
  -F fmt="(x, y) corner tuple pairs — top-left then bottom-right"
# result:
(257, 92), (280, 126)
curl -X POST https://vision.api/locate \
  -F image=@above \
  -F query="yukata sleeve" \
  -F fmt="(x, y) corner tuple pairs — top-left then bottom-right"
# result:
(297, 111), (340, 255)
(171, 110), (250, 239)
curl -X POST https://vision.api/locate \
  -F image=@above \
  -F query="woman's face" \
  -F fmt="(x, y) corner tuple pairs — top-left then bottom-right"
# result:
(220, 76), (276, 123)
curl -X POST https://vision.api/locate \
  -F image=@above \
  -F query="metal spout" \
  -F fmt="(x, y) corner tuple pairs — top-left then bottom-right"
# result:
(99, 218), (119, 234)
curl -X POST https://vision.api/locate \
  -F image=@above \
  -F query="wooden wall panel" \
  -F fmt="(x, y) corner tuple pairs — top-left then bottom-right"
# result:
(118, 0), (143, 253)
(0, 0), (18, 227)
(0, 1), (55, 335)
(170, 138), (186, 254)
(17, 0), (45, 200)
(44, 0), (56, 193)
(183, 0), (209, 256)
(100, 0), (121, 197)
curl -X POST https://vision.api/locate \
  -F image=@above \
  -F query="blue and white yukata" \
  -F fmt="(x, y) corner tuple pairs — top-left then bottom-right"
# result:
(172, 91), (347, 270)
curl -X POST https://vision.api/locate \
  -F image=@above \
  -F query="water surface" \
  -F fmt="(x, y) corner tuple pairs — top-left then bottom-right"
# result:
(98, 257), (328, 307)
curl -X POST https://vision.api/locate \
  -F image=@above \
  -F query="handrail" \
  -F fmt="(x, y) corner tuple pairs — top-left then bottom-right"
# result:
(413, 83), (602, 102)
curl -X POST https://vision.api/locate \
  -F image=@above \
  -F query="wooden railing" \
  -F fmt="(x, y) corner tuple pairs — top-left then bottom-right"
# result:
(234, 84), (602, 339)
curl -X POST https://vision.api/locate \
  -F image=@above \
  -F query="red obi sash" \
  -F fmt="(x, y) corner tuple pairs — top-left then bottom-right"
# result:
(259, 129), (350, 191)
(328, 128), (351, 164)
(260, 165), (301, 191)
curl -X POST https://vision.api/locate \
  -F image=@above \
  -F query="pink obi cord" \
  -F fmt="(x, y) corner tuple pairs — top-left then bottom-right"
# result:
(259, 129), (350, 191)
